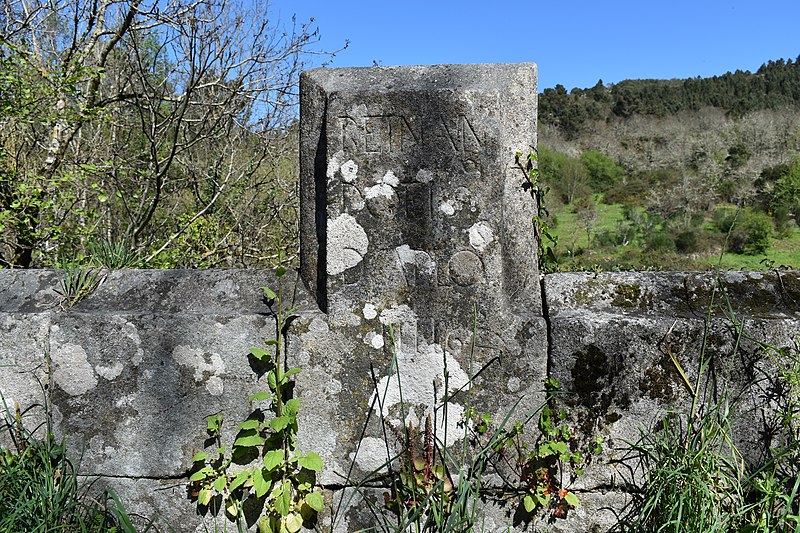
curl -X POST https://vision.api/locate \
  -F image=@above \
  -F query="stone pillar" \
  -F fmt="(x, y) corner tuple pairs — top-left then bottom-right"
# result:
(300, 63), (541, 322)
(298, 64), (547, 490)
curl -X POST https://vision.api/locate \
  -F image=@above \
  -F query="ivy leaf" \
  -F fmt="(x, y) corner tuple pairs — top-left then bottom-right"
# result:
(262, 286), (276, 299)
(264, 449), (284, 471)
(275, 266), (287, 278)
(226, 497), (238, 517)
(189, 466), (214, 482)
(284, 367), (301, 379)
(258, 516), (272, 533)
(268, 370), (278, 391)
(207, 414), (223, 433)
(273, 480), (292, 516)
(213, 474), (227, 493)
(564, 491), (580, 508)
(249, 391), (271, 402)
(298, 452), (323, 472)
(253, 467), (272, 498)
(234, 432), (265, 448)
(304, 490), (324, 512)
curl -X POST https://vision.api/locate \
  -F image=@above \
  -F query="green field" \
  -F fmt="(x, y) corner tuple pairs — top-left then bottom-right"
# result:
(546, 202), (799, 271)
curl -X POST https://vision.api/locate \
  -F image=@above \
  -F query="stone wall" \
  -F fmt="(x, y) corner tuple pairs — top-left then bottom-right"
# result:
(1, 63), (800, 532)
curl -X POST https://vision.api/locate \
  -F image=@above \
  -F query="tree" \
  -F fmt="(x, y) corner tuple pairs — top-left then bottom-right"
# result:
(580, 150), (624, 193)
(573, 197), (598, 247)
(0, 0), (342, 267)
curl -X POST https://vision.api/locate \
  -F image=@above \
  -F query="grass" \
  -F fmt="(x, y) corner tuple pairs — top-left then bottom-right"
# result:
(1, 396), (168, 532)
(618, 276), (800, 532)
(547, 200), (800, 271)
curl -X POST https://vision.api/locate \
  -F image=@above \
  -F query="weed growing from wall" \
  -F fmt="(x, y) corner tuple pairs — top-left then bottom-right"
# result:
(188, 264), (324, 533)
(620, 275), (800, 532)
(341, 318), (601, 531)
(516, 150), (559, 272)
(0, 393), (162, 532)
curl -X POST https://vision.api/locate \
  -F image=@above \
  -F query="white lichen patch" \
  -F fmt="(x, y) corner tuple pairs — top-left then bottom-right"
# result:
(381, 170), (400, 187)
(95, 362), (124, 381)
(327, 214), (369, 275)
(362, 303), (378, 320)
(395, 245), (436, 277)
(439, 202), (456, 216)
(120, 320), (144, 366)
(171, 345), (225, 396)
(370, 337), (469, 447)
(468, 221), (494, 252)
(51, 343), (98, 396)
(340, 160), (358, 183)
(415, 169), (433, 183)
(350, 436), (392, 474)
(365, 170), (400, 199)
(363, 331), (384, 349)
(326, 151), (344, 179)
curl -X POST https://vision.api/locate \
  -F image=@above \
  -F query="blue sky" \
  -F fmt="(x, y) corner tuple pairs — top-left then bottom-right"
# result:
(269, 0), (800, 90)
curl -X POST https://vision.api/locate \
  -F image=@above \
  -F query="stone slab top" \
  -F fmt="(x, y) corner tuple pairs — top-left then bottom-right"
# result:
(544, 270), (800, 319)
(301, 62), (537, 94)
(0, 269), (318, 315)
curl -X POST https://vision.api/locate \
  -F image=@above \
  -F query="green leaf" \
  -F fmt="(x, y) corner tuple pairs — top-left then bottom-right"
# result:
(523, 494), (535, 513)
(213, 474), (227, 492)
(268, 370), (278, 390)
(207, 413), (223, 433)
(276, 266), (287, 278)
(234, 432), (265, 448)
(273, 480), (292, 516)
(298, 452), (323, 472)
(250, 347), (270, 361)
(190, 466), (214, 482)
(258, 516), (272, 533)
(564, 491), (580, 508)
(304, 490), (324, 512)
(192, 451), (208, 462)
(285, 367), (301, 378)
(229, 469), (250, 491)
(238, 419), (260, 430)
(270, 416), (290, 431)
(226, 496), (238, 517)
(198, 489), (212, 506)
(284, 398), (300, 417)
(265, 339), (278, 346)
(285, 512), (302, 533)
(249, 391), (271, 402)
(253, 467), (272, 498)
(263, 286), (276, 299)
(264, 449), (285, 470)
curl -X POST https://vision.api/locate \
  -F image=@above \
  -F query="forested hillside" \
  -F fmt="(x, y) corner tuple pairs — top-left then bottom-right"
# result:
(538, 57), (800, 271)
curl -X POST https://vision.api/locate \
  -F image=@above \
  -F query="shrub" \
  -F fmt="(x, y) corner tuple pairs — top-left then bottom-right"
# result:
(645, 231), (675, 252)
(674, 230), (699, 253)
(727, 209), (773, 255)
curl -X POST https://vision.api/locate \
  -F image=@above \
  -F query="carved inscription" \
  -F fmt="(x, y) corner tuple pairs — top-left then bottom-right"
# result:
(339, 114), (481, 156)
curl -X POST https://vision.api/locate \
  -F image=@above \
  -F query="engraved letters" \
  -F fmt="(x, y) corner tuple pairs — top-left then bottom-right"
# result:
(338, 114), (481, 156)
